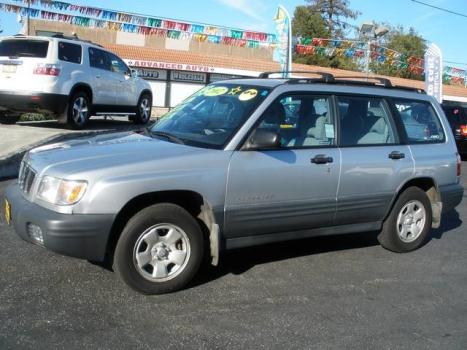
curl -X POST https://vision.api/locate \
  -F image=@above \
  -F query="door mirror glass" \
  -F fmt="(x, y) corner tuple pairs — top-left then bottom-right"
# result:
(131, 69), (138, 78)
(244, 129), (280, 150)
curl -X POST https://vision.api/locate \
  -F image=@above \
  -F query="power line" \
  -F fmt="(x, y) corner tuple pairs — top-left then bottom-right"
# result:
(444, 60), (467, 66)
(410, 0), (467, 18)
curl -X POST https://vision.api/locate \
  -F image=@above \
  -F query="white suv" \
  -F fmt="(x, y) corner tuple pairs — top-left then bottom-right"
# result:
(0, 34), (153, 129)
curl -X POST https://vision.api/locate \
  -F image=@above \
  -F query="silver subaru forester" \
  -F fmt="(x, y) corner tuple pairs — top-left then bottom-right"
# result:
(5, 73), (464, 294)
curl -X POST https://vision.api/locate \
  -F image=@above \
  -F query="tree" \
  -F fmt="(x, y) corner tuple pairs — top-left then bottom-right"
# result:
(306, 0), (360, 38)
(370, 25), (427, 80)
(292, 6), (329, 39)
(291, 4), (358, 71)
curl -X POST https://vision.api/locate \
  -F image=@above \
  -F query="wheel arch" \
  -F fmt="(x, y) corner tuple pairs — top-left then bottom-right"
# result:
(385, 177), (442, 227)
(106, 190), (220, 266)
(139, 89), (153, 102)
(70, 83), (93, 104)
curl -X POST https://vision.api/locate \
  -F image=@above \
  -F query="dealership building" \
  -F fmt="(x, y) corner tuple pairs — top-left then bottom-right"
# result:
(26, 18), (467, 112)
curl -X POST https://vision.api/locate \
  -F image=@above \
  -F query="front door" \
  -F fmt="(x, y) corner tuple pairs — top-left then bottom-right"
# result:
(88, 47), (116, 106)
(108, 52), (137, 107)
(224, 93), (340, 238)
(336, 95), (414, 225)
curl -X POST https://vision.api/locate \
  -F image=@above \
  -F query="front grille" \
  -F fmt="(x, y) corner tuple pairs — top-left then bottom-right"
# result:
(18, 162), (36, 195)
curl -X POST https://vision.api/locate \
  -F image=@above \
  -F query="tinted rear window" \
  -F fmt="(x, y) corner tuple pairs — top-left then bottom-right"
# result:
(0, 40), (49, 58)
(58, 42), (82, 64)
(393, 99), (445, 143)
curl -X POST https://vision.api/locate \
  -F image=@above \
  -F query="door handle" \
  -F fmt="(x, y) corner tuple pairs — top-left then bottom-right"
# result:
(96, 75), (101, 79)
(388, 151), (405, 160)
(311, 154), (333, 164)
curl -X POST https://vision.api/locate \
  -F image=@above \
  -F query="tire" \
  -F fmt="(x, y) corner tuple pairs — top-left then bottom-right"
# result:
(378, 187), (432, 252)
(114, 203), (204, 294)
(0, 113), (20, 124)
(67, 91), (91, 129)
(133, 93), (152, 124)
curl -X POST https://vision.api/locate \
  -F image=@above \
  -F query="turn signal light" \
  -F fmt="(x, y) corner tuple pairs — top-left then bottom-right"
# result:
(33, 64), (61, 76)
(460, 124), (467, 137)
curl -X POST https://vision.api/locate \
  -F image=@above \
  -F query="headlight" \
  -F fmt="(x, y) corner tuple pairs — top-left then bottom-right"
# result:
(37, 176), (87, 205)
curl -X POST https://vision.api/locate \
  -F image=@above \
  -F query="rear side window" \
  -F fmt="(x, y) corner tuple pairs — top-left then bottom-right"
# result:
(88, 47), (110, 71)
(0, 40), (49, 58)
(393, 100), (445, 143)
(58, 42), (82, 64)
(337, 96), (397, 146)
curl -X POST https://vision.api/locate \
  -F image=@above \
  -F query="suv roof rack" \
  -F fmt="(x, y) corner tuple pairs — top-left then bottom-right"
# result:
(259, 71), (425, 94)
(51, 33), (102, 47)
(258, 71), (335, 82)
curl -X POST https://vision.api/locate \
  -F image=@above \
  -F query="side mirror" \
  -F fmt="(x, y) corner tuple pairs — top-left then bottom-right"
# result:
(243, 129), (281, 150)
(130, 69), (138, 78)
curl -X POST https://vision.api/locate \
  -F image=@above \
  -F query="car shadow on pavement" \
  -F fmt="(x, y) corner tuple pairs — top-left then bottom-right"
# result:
(429, 209), (463, 240)
(192, 231), (381, 288)
(192, 210), (463, 289)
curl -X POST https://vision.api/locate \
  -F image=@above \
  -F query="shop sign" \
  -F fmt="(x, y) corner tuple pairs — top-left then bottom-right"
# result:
(170, 70), (207, 83)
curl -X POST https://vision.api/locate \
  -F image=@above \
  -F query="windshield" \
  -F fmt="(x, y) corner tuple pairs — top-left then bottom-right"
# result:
(0, 40), (49, 58)
(150, 84), (270, 149)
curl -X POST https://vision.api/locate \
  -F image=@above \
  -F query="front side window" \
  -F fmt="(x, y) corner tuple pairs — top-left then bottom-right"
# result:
(150, 84), (270, 148)
(88, 47), (110, 71)
(393, 99), (445, 143)
(252, 94), (335, 148)
(108, 53), (130, 75)
(58, 42), (82, 64)
(338, 96), (397, 146)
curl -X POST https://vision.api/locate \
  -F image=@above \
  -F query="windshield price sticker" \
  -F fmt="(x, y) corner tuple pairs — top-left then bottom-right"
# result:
(239, 89), (258, 101)
(203, 86), (229, 96)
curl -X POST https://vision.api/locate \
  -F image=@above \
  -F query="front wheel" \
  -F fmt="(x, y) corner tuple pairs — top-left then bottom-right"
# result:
(114, 203), (204, 294)
(133, 93), (152, 124)
(378, 187), (432, 252)
(67, 91), (91, 129)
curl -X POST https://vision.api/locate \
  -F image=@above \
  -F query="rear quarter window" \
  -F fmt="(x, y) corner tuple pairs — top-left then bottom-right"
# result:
(58, 42), (82, 64)
(0, 40), (49, 58)
(392, 99), (445, 143)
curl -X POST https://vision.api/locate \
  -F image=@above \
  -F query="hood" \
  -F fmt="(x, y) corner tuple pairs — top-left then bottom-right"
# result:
(26, 131), (215, 178)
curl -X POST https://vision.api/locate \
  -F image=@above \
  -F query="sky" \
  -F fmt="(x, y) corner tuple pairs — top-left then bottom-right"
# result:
(0, 0), (466, 68)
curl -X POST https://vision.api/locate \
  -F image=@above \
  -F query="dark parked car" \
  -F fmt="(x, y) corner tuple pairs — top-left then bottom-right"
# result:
(442, 104), (467, 156)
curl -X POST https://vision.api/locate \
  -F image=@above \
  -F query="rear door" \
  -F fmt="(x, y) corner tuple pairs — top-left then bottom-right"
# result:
(225, 92), (340, 239)
(390, 98), (457, 188)
(87, 47), (116, 106)
(0, 38), (50, 92)
(336, 95), (414, 225)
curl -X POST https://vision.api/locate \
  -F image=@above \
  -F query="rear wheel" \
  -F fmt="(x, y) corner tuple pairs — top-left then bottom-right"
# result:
(378, 187), (432, 252)
(0, 113), (20, 124)
(68, 91), (91, 129)
(133, 93), (152, 124)
(114, 203), (204, 294)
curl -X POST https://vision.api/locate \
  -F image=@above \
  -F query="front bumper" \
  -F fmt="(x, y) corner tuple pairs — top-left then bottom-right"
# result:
(5, 184), (115, 261)
(0, 90), (68, 116)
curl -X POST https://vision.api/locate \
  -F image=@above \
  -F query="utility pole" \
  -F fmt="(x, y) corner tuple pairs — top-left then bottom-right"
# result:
(27, 0), (30, 35)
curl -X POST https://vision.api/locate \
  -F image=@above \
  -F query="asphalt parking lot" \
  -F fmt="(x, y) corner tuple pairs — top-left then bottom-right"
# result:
(0, 160), (465, 349)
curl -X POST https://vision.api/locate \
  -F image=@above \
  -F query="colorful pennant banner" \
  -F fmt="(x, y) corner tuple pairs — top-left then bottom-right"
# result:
(295, 37), (467, 86)
(9, 0), (277, 43)
(0, 2), (271, 49)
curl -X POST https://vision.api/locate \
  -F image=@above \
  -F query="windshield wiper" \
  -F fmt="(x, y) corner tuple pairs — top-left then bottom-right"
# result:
(148, 129), (185, 144)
